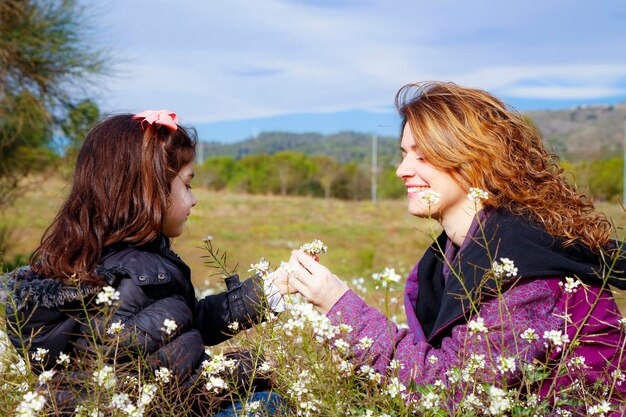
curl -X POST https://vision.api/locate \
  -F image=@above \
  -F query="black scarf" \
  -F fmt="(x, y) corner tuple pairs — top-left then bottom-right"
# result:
(416, 209), (626, 346)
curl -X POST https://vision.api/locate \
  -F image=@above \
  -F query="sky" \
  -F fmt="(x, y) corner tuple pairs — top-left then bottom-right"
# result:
(86, 0), (626, 142)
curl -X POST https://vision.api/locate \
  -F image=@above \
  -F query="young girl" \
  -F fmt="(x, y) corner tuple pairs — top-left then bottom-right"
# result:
(286, 83), (626, 414)
(4, 110), (285, 415)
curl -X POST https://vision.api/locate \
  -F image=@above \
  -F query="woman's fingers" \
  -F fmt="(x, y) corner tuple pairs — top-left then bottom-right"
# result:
(292, 250), (327, 275)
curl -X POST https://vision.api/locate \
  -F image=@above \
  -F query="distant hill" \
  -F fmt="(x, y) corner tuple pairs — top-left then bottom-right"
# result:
(527, 103), (626, 161)
(196, 131), (401, 165)
(197, 104), (626, 164)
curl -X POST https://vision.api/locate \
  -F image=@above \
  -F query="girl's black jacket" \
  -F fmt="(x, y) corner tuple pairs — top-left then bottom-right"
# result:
(2, 236), (267, 408)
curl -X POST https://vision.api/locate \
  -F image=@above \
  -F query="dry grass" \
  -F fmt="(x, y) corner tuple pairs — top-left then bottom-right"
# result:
(1, 175), (625, 312)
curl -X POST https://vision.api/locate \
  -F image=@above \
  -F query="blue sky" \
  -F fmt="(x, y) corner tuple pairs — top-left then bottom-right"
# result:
(88, 0), (626, 142)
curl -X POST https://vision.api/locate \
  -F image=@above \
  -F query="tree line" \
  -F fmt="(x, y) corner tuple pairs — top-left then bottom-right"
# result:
(195, 151), (625, 202)
(195, 151), (406, 200)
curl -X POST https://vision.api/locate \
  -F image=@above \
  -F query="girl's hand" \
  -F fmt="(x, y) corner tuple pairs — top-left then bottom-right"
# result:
(287, 250), (350, 314)
(270, 266), (298, 296)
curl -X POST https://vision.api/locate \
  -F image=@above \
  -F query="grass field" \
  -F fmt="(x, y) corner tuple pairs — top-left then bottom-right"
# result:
(2, 176), (625, 313)
(3, 176), (626, 415)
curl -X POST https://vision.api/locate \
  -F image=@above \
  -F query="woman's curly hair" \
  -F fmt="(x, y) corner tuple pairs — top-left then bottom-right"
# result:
(396, 81), (613, 249)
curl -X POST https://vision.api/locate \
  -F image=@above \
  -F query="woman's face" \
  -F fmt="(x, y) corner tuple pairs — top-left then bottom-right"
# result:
(163, 161), (197, 238)
(396, 126), (469, 221)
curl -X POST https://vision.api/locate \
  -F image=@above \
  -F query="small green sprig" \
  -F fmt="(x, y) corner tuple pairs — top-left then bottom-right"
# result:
(199, 236), (238, 279)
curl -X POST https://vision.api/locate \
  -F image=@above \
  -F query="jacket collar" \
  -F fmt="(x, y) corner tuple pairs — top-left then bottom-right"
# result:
(0, 266), (120, 310)
(414, 209), (626, 344)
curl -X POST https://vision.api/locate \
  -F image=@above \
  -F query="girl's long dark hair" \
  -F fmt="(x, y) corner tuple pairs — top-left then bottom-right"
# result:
(31, 114), (196, 284)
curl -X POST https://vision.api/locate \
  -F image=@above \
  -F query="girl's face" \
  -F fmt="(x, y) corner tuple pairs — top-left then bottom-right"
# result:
(163, 161), (197, 238)
(396, 126), (468, 221)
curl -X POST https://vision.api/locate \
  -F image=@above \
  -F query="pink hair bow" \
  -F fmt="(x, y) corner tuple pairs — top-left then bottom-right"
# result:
(132, 109), (179, 131)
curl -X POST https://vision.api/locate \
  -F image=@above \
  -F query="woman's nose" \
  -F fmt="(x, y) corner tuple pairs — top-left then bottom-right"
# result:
(396, 157), (413, 179)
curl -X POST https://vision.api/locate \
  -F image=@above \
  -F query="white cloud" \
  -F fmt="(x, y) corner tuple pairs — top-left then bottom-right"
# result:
(93, 0), (626, 124)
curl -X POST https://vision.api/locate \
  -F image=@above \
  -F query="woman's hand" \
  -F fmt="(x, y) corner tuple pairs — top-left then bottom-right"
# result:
(287, 250), (350, 315)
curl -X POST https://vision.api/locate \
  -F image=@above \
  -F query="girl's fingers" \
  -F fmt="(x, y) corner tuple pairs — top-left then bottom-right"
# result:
(285, 269), (311, 298)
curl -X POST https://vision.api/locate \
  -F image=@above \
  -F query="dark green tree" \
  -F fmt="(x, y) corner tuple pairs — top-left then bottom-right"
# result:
(198, 156), (237, 190)
(61, 99), (101, 158)
(0, 0), (106, 206)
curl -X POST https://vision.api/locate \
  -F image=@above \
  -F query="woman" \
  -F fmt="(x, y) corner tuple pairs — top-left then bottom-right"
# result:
(286, 82), (626, 414)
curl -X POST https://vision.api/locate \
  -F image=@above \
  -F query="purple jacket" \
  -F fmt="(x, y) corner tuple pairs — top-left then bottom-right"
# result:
(327, 211), (626, 414)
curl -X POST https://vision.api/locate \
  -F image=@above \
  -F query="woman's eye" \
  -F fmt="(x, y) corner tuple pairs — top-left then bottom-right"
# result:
(186, 184), (193, 190)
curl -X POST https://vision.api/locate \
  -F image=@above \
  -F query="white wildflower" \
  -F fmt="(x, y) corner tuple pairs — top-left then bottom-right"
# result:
(385, 377), (406, 398)
(92, 365), (116, 390)
(338, 359), (354, 375)
(526, 393), (539, 407)
(461, 393), (483, 412)
(467, 187), (489, 202)
(247, 400), (261, 412)
(497, 356), (516, 374)
(388, 359), (405, 371)
(462, 354), (486, 381)
(31, 348), (49, 362)
(567, 355), (589, 370)
(419, 189), (441, 205)
(139, 383), (157, 406)
(334, 338), (350, 353)
(205, 376), (228, 393)
(618, 317), (626, 331)
(228, 321), (240, 332)
(486, 386), (511, 416)
(74, 405), (105, 417)
(359, 365), (382, 383)
(446, 367), (461, 384)
(258, 362), (271, 373)
(543, 330), (570, 351)
(155, 367), (171, 384)
(95, 286), (120, 306)
(56, 352), (70, 366)
(107, 321), (125, 336)
(110, 393), (131, 410)
(492, 258), (518, 279)
(10, 359), (27, 375)
(372, 267), (402, 288)
(300, 239), (328, 256)
(15, 391), (46, 417)
(248, 257), (271, 277)
(428, 355), (439, 364)
(202, 235), (213, 243)
(520, 328), (538, 342)
(339, 324), (353, 333)
(468, 316), (488, 334)
(587, 400), (612, 416)
(421, 392), (439, 408)
(560, 277), (581, 293)
(611, 369), (625, 386)
(356, 336), (373, 350)
(38, 370), (56, 385)
(201, 353), (237, 377)
(161, 318), (178, 336)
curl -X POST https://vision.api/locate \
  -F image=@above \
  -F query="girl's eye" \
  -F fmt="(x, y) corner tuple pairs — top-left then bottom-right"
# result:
(186, 184), (193, 190)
